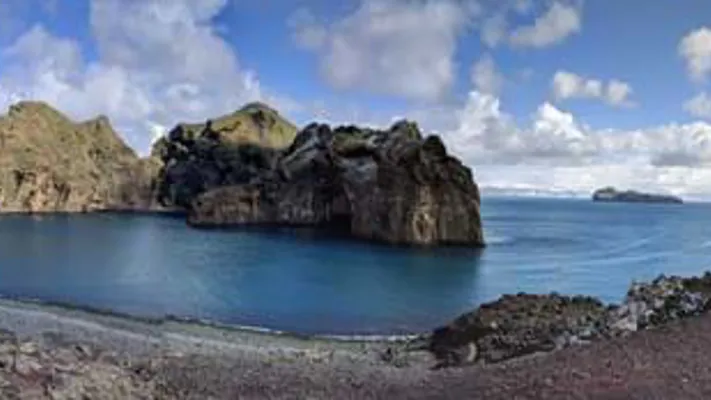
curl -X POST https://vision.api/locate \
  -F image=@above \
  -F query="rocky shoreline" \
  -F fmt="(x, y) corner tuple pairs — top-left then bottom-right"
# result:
(418, 272), (711, 368)
(1, 273), (711, 397)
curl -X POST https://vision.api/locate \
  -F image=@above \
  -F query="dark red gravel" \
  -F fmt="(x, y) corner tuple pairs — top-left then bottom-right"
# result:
(416, 314), (711, 399)
(158, 314), (711, 399)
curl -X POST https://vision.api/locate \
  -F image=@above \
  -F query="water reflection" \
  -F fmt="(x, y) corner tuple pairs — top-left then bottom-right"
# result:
(1, 198), (710, 334)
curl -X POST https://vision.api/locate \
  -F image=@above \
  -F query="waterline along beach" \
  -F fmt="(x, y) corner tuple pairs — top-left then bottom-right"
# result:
(1, 1), (711, 398)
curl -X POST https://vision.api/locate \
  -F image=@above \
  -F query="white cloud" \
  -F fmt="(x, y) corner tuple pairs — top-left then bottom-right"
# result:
(509, 2), (581, 48)
(0, 0), (282, 155)
(471, 54), (505, 95)
(551, 71), (635, 107)
(435, 90), (711, 198)
(684, 92), (711, 119)
(480, 13), (508, 47)
(679, 27), (711, 82)
(552, 71), (602, 99)
(287, 8), (327, 50)
(290, 0), (476, 102)
(606, 80), (634, 107)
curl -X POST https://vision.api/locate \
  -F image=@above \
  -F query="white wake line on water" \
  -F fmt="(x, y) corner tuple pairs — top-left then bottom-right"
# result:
(485, 235), (513, 245)
(165, 315), (422, 342)
(597, 235), (658, 257)
(0, 294), (423, 343)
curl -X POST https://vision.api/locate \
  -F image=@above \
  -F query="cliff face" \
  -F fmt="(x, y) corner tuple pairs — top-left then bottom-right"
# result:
(189, 121), (485, 247)
(154, 102), (298, 209)
(0, 102), (159, 213)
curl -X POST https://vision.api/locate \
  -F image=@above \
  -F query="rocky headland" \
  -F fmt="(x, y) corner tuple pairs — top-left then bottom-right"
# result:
(592, 187), (683, 204)
(0, 100), (483, 247)
(0, 102), (162, 213)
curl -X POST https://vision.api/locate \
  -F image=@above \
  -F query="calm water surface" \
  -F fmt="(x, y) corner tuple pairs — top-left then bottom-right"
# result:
(1, 197), (710, 335)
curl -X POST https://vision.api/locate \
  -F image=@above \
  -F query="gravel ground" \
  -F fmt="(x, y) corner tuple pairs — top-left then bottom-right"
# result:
(155, 314), (711, 399)
(0, 299), (709, 399)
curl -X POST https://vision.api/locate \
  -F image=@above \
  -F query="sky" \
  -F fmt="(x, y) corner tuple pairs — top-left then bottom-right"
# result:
(2, 0), (711, 198)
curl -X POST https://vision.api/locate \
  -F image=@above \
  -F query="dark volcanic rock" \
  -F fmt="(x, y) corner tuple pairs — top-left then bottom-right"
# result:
(592, 186), (683, 204)
(427, 272), (711, 368)
(188, 120), (485, 247)
(427, 293), (607, 366)
(155, 103), (297, 209)
(605, 273), (711, 333)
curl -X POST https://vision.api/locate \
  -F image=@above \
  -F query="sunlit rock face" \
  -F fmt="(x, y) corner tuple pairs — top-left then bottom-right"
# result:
(0, 101), (160, 213)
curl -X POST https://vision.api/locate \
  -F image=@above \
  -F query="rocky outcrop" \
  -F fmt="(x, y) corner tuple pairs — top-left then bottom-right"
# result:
(425, 273), (711, 367)
(0, 102), (161, 213)
(188, 120), (485, 247)
(154, 102), (298, 209)
(426, 294), (608, 366)
(592, 187), (683, 204)
(605, 273), (711, 332)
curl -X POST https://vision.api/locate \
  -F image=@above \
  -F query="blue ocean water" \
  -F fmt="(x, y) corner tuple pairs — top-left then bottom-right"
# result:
(0, 196), (710, 335)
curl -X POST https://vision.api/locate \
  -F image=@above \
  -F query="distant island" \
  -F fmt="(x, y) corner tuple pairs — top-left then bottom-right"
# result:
(592, 187), (683, 204)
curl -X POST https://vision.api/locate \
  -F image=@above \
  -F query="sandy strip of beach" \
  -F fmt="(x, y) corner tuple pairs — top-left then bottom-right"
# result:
(0, 298), (710, 399)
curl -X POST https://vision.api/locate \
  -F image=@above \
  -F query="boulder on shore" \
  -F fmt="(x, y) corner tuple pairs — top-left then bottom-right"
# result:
(188, 120), (485, 247)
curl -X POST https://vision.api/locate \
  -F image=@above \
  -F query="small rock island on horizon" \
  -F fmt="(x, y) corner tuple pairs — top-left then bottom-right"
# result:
(592, 186), (683, 204)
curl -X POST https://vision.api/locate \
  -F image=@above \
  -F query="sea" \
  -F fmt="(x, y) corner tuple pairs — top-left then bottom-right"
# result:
(0, 196), (709, 336)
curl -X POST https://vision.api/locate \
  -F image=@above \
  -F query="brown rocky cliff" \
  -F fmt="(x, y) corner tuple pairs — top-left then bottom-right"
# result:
(189, 120), (485, 247)
(0, 101), (159, 213)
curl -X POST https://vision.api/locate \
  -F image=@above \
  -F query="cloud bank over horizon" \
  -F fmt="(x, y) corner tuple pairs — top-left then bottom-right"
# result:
(3, 0), (711, 198)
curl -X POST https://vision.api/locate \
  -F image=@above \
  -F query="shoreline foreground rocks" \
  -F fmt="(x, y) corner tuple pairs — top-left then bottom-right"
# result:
(0, 273), (711, 397)
(423, 272), (711, 367)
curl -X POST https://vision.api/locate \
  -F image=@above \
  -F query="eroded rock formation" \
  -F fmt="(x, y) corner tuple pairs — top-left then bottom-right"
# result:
(189, 120), (485, 247)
